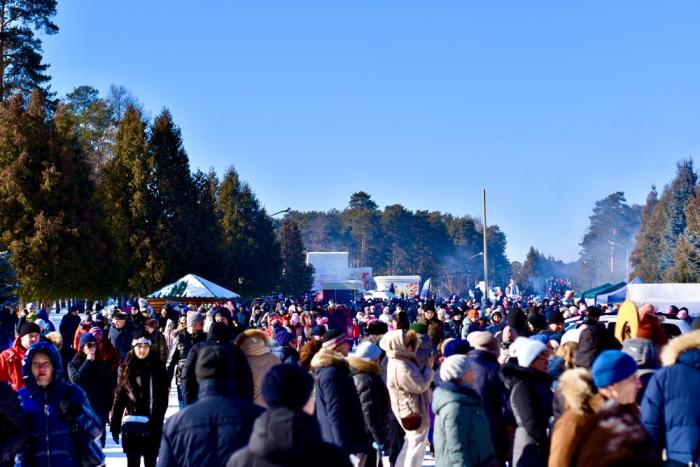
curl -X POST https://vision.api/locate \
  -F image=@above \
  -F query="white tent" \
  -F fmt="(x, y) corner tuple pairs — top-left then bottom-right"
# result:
(147, 274), (240, 299)
(626, 283), (700, 317)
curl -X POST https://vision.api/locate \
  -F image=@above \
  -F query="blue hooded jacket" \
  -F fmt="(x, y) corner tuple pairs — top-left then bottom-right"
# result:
(16, 341), (103, 467)
(641, 331), (700, 464)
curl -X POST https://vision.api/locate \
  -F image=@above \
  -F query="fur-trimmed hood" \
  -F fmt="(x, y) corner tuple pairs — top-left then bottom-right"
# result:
(557, 368), (605, 414)
(235, 329), (271, 357)
(347, 356), (380, 375)
(661, 329), (700, 366)
(310, 347), (349, 370)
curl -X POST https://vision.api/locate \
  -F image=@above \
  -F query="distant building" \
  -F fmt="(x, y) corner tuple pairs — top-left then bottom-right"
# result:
(306, 252), (373, 302)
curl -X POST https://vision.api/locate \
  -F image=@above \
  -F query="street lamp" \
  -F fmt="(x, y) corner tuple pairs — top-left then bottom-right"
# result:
(466, 252), (483, 288)
(608, 240), (630, 280)
(270, 207), (291, 217)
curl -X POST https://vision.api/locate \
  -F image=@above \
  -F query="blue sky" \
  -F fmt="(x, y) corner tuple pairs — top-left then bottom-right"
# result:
(43, 1), (697, 263)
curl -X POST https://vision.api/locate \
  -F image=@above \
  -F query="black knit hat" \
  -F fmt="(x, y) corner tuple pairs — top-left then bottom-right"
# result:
(262, 364), (313, 410)
(195, 346), (234, 383)
(18, 322), (40, 338)
(367, 321), (388, 336)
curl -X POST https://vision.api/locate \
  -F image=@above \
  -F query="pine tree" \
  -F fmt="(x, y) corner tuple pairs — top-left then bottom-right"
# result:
(279, 220), (314, 295)
(579, 192), (641, 285)
(667, 186), (700, 282)
(0, 0), (58, 101)
(342, 192), (383, 267)
(0, 250), (18, 305)
(216, 167), (281, 296)
(631, 186), (666, 282)
(660, 159), (697, 275)
(97, 104), (153, 294)
(63, 85), (113, 179)
(147, 109), (199, 286)
(0, 91), (114, 299)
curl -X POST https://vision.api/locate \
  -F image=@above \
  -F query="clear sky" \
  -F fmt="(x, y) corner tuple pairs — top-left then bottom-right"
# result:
(42, 1), (697, 263)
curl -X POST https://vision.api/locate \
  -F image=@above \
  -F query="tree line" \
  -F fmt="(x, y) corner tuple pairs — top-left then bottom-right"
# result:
(0, 86), (316, 301)
(285, 191), (512, 295)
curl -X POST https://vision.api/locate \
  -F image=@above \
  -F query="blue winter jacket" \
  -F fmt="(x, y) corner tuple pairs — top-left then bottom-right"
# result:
(17, 342), (103, 467)
(641, 331), (700, 464)
(158, 379), (264, 467)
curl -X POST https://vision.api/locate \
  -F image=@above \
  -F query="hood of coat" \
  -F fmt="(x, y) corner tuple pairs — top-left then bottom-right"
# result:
(22, 341), (65, 389)
(500, 361), (552, 390)
(557, 368), (605, 414)
(310, 347), (348, 370)
(661, 329), (700, 367)
(348, 356), (380, 375)
(248, 407), (323, 462)
(379, 329), (418, 359)
(235, 329), (271, 357)
(432, 381), (481, 414)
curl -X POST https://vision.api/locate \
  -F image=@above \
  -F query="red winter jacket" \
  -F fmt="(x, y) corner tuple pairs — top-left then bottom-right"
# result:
(0, 337), (27, 390)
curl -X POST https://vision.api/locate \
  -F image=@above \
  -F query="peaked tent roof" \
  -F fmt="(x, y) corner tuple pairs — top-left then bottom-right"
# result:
(147, 274), (240, 299)
(597, 276), (644, 305)
(575, 283), (613, 300)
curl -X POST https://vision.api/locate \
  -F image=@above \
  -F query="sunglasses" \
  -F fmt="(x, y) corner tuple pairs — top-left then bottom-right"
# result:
(85, 342), (97, 348)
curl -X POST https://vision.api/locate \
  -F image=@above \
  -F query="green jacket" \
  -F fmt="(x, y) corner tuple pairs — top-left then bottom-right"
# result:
(432, 381), (495, 467)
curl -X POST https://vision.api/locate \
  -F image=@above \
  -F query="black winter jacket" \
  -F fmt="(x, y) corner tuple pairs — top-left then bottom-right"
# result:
(166, 329), (206, 385)
(311, 348), (370, 455)
(67, 354), (114, 422)
(226, 408), (351, 467)
(501, 363), (553, 467)
(111, 353), (169, 446)
(181, 338), (254, 405)
(348, 356), (390, 446)
(0, 381), (27, 467)
(467, 349), (510, 461)
(59, 313), (81, 351)
(158, 379), (264, 467)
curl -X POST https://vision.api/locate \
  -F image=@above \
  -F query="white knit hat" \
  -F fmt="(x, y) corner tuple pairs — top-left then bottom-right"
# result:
(440, 355), (471, 383)
(560, 328), (582, 346)
(514, 337), (547, 368)
(354, 341), (382, 361)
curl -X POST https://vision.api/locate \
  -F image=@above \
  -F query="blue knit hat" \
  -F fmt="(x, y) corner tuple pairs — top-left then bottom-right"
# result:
(592, 350), (638, 389)
(79, 332), (97, 349)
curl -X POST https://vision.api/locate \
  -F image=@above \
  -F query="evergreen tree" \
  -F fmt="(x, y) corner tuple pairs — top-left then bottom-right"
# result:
(0, 0), (58, 102)
(631, 185), (666, 282)
(660, 158), (697, 276)
(63, 85), (113, 179)
(0, 91), (113, 299)
(190, 169), (223, 280)
(579, 192), (641, 285)
(341, 192), (383, 267)
(666, 185), (700, 282)
(279, 220), (314, 295)
(0, 250), (18, 305)
(380, 204), (414, 275)
(147, 109), (199, 286)
(217, 167), (281, 296)
(97, 104), (153, 294)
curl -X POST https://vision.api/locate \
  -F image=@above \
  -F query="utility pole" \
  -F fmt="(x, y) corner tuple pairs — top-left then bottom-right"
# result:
(482, 189), (489, 307)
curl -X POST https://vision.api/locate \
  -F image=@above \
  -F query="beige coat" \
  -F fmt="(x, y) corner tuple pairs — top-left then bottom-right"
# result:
(235, 329), (281, 407)
(380, 329), (434, 431)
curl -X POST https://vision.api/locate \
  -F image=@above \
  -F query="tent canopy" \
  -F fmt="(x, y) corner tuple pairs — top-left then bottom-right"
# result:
(575, 283), (613, 300)
(147, 274), (240, 299)
(626, 283), (700, 317)
(597, 276), (644, 305)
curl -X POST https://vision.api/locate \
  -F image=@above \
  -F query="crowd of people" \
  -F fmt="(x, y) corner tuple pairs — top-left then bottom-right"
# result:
(0, 293), (698, 467)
